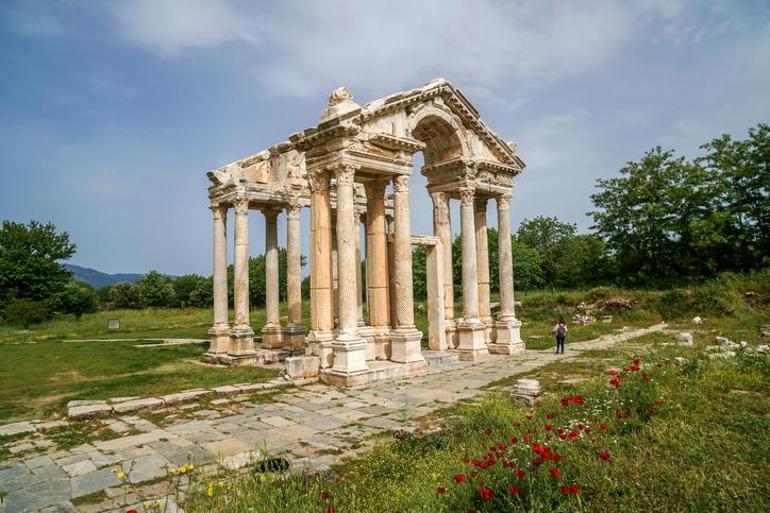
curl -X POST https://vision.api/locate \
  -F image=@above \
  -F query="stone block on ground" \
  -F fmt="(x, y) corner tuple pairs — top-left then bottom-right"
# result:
(112, 397), (164, 413)
(161, 389), (213, 405)
(0, 421), (36, 437)
(676, 332), (694, 346)
(68, 402), (112, 419)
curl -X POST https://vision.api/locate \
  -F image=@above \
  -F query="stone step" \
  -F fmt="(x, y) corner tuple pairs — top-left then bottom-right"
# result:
(423, 351), (460, 366)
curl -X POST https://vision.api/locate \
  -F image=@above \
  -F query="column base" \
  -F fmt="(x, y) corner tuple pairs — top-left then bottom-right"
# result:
(495, 317), (523, 345)
(229, 325), (256, 356)
(481, 316), (496, 344)
(306, 330), (335, 369)
(207, 324), (231, 354)
(329, 335), (369, 375)
(357, 325), (377, 361)
(372, 326), (392, 360)
(261, 323), (283, 350)
(390, 327), (424, 364)
(445, 319), (459, 349)
(283, 325), (306, 355)
(456, 320), (489, 361)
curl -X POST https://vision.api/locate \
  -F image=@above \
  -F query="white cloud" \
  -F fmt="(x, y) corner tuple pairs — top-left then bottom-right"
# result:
(109, 0), (258, 56)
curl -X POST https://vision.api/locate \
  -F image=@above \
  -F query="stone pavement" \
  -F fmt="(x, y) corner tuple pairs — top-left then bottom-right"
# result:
(0, 324), (666, 513)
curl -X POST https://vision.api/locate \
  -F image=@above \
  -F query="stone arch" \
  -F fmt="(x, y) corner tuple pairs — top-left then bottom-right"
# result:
(408, 105), (468, 166)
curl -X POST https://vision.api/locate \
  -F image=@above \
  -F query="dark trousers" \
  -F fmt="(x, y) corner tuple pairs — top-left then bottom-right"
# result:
(556, 336), (565, 354)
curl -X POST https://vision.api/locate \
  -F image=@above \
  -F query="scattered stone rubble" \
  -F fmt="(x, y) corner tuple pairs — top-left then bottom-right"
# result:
(676, 332), (694, 346)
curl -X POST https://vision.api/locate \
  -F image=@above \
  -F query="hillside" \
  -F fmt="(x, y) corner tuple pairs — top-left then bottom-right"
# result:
(62, 263), (144, 288)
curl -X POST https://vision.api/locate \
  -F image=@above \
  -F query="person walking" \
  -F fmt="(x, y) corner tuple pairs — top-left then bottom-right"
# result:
(552, 316), (568, 354)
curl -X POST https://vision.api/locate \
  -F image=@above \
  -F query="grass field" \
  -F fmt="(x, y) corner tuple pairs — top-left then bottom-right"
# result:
(178, 329), (770, 513)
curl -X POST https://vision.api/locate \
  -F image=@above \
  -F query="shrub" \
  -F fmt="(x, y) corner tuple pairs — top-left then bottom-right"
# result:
(2, 299), (49, 327)
(57, 280), (99, 319)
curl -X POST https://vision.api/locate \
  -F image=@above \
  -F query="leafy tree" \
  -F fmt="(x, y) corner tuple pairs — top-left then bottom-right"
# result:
(57, 280), (99, 319)
(512, 240), (544, 292)
(107, 282), (145, 309)
(0, 220), (75, 306)
(517, 216), (577, 288)
(134, 270), (176, 307)
(3, 299), (49, 327)
(549, 234), (608, 288)
(173, 274), (210, 307)
(229, 249), (306, 308)
(187, 278), (213, 308)
(412, 245), (427, 300)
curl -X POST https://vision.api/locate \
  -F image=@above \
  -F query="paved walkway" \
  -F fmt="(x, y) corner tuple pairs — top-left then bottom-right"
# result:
(0, 324), (666, 513)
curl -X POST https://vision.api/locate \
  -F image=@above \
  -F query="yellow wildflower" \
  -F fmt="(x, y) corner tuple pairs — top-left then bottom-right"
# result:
(217, 481), (224, 488)
(116, 471), (127, 480)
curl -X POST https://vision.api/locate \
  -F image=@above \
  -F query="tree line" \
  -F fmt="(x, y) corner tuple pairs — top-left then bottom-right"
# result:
(1, 123), (766, 324)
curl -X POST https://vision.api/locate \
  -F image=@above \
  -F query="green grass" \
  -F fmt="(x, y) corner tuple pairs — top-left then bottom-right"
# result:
(178, 332), (770, 513)
(0, 339), (278, 422)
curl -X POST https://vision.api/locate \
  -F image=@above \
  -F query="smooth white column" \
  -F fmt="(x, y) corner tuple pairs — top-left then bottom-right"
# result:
(330, 165), (368, 377)
(261, 207), (283, 349)
(390, 175), (424, 364)
(208, 204), (231, 354)
(284, 202), (305, 354)
(230, 197), (255, 356)
(456, 186), (487, 359)
(492, 192), (523, 351)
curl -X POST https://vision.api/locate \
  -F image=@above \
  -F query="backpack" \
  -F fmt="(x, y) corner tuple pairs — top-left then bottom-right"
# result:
(556, 323), (567, 337)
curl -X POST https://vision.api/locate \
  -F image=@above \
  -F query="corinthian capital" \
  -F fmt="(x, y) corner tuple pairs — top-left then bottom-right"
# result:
(233, 197), (249, 215)
(430, 191), (448, 208)
(393, 175), (410, 193)
(307, 169), (331, 193)
(497, 193), (512, 210)
(458, 186), (475, 206)
(334, 164), (357, 187)
(210, 203), (228, 220)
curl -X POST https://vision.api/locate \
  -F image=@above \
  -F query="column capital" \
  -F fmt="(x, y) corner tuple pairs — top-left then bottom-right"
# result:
(308, 169), (331, 192)
(474, 196), (488, 211)
(458, 186), (475, 206)
(233, 197), (249, 215)
(430, 191), (448, 207)
(363, 178), (388, 198)
(497, 192), (512, 210)
(333, 163), (358, 187)
(210, 203), (228, 220)
(286, 202), (301, 219)
(393, 175), (410, 193)
(261, 206), (281, 221)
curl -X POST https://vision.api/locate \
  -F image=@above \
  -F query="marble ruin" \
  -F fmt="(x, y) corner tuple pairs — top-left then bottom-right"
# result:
(204, 79), (525, 386)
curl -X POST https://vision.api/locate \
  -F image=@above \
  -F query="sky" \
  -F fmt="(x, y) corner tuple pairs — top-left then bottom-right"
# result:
(1, 0), (769, 276)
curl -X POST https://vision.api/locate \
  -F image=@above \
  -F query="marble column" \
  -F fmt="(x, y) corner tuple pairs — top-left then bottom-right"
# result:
(456, 186), (488, 360)
(431, 191), (457, 348)
(475, 197), (494, 341)
(230, 197), (256, 356)
(330, 165), (368, 378)
(261, 208), (283, 350)
(390, 175), (424, 364)
(385, 213), (397, 332)
(284, 202), (305, 354)
(307, 170), (334, 367)
(355, 210), (365, 327)
(365, 180), (391, 359)
(208, 204), (231, 354)
(491, 192), (524, 353)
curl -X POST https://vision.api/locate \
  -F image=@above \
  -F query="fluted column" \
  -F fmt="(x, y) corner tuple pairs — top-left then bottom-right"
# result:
(456, 186), (487, 360)
(230, 197), (256, 356)
(307, 170), (334, 367)
(475, 197), (493, 339)
(491, 192), (523, 352)
(431, 191), (456, 347)
(390, 175), (424, 364)
(284, 201), (305, 354)
(330, 165), (368, 377)
(365, 180), (391, 359)
(208, 204), (231, 354)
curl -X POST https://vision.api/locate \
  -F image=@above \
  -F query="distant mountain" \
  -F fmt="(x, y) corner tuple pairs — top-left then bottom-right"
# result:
(62, 264), (145, 288)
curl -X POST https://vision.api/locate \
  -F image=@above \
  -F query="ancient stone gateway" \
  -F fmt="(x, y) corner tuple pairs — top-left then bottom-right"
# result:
(204, 78), (525, 386)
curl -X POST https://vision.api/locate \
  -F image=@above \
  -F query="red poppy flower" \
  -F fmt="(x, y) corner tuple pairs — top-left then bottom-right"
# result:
(509, 436), (518, 444)
(550, 468), (561, 478)
(436, 486), (446, 494)
(656, 399), (664, 406)
(509, 485), (521, 495)
(569, 431), (579, 441)
(460, 455), (469, 463)
(483, 428), (493, 436)
(127, 510), (138, 513)
(453, 474), (466, 483)
(545, 424), (554, 432)
(608, 368), (620, 375)
(476, 487), (494, 500)
(321, 490), (332, 500)
(600, 423), (608, 432)
(515, 469), (526, 478)
(545, 412), (554, 419)
(514, 421), (521, 427)
(646, 407), (657, 414)
(609, 377), (622, 388)
(642, 372), (651, 382)
(584, 428), (591, 434)
(560, 485), (570, 496)
(599, 450), (610, 460)
(326, 506), (335, 513)
(629, 363), (640, 372)
(569, 483), (581, 494)
(615, 409), (623, 418)
(523, 434), (531, 443)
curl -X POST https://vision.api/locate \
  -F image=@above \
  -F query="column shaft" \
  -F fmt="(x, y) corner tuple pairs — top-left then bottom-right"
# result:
(286, 204), (303, 327)
(497, 194), (516, 319)
(261, 208), (283, 349)
(208, 204), (230, 354)
(431, 192), (455, 338)
(364, 181), (390, 328)
(308, 171), (334, 335)
(459, 188), (481, 322)
(335, 168), (359, 336)
(475, 197), (492, 325)
(231, 197), (255, 355)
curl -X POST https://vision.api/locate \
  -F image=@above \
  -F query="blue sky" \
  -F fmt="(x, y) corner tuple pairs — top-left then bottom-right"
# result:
(1, 0), (768, 276)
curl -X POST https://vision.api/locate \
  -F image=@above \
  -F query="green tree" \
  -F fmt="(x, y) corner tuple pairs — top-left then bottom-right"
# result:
(512, 240), (544, 292)
(173, 274), (209, 307)
(134, 270), (176, 307)
(517, 216), (577, 288)
(0, 220), (75, 306)
(57, 280), (99, 319)
(412, 245), (427, 300)
(2, 299), (49, 327)
(549, 234), (608, 288)
(107, 282), (145, 309)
